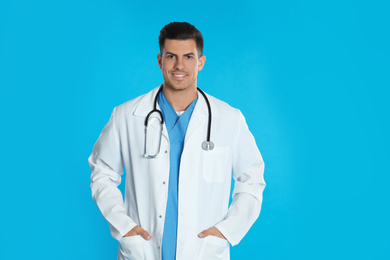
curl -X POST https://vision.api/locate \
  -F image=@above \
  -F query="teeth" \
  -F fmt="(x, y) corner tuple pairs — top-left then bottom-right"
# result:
(173, 74), (186, 77)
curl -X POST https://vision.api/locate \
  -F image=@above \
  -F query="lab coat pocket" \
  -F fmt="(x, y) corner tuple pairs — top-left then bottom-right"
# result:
(203, 146), (230, 183)
(199, 235), (230, 260)
(118, 235), (144, 260)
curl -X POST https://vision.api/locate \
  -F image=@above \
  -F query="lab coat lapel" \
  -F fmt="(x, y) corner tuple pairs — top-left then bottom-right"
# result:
(184, 91), (208, 145)
(133, 86), (169, 141)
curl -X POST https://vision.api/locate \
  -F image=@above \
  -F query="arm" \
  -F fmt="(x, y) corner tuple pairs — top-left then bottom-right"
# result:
(214, 110), (266, 246)
(88, 107), (137, 240)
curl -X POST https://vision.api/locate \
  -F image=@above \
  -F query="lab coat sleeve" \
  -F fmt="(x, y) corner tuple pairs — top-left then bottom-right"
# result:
(88, 107), (137, 240)
(214, 110), (266, 246)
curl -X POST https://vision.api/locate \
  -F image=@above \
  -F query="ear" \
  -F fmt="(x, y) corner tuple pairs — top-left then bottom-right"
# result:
(198, 55), (206, 71)
(157, 53), (162, 69)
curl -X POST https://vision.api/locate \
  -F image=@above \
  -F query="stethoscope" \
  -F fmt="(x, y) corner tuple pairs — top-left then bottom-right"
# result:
(144, 85), (214, 158)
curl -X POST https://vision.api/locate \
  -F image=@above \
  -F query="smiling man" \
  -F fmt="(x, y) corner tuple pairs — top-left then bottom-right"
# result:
(89, 22), (266, 260)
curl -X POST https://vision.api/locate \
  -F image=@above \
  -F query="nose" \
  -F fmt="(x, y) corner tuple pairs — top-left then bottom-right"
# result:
(174, 57), (185, 70)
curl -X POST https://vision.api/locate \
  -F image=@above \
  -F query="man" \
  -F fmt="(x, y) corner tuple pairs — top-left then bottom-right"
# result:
(89, 22), (266, 260)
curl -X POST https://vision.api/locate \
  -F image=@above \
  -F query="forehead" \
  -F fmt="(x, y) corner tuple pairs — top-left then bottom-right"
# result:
(162, 39), (198, 55)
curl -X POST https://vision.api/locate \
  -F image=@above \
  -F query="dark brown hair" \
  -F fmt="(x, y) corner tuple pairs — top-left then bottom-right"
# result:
(158, 22), (204, 56)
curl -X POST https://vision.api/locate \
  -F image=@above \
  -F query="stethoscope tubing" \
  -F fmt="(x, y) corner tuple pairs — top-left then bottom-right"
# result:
(196, 87), (212, 143)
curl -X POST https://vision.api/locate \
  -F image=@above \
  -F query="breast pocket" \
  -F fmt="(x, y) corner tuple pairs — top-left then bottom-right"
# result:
(202, 146), (231, 183)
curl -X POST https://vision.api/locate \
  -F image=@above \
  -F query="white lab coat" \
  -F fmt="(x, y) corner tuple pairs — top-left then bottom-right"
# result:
(88, 86), (266, 260)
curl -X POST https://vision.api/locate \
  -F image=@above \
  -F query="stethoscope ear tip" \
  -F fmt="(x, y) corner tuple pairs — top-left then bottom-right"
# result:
(202, 141), (214, 151)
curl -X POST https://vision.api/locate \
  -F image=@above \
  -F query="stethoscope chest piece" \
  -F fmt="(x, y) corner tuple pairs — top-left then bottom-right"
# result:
(202, 141), (214, 151)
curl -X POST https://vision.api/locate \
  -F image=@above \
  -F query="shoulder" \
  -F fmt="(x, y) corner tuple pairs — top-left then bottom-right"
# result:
(204, 91), (242, 120)
(112, 87), (152, 119)
(114, 94), (143, 114)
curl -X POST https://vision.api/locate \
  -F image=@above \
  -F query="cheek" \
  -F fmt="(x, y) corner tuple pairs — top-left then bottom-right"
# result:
(161, 60), (172, 70)
(188, 62), (199, 72)
(162, 66), (171, 75)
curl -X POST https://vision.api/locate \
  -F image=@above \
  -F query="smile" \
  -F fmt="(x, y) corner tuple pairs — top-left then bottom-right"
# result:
(171, 72), (188, 80)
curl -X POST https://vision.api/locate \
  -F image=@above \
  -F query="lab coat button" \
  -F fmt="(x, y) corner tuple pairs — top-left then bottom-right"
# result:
(163, 181), (166, 184)
(165, 150), (168, 154)
(159, 215), (162, 218)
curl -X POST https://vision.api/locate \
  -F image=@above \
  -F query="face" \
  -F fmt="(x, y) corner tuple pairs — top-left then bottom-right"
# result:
(157, 39), (206, 92)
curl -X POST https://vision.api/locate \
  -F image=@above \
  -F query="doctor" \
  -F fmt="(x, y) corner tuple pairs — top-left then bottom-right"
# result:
(89, 22), (266, 260)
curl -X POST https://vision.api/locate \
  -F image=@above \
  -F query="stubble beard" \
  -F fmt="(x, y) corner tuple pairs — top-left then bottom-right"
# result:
(164, 77), (197, 93)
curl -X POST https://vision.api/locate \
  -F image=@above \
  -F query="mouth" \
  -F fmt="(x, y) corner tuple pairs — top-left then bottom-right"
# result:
(171, 72), (188, 80)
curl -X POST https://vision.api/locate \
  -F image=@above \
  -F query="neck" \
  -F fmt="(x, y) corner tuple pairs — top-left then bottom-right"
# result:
(162, 84), (198, 111)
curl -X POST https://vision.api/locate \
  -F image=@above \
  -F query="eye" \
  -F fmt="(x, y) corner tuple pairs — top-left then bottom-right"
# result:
(167, 54), (175, 59)
(186, 55), (193, 59)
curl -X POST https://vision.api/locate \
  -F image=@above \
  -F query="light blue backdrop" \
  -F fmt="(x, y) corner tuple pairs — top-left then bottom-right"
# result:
(0, 0), (389, 259)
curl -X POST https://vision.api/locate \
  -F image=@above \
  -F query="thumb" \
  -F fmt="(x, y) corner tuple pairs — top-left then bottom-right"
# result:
(138, 228), (152, 240)
(198, 229), (210, 238)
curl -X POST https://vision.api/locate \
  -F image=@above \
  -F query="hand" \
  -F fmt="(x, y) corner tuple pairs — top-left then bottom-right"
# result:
(122, 225), (151, 240)
(198, 227), (227, 240)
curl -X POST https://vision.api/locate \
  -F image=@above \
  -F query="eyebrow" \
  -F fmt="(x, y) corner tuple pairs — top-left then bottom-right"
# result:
(165, 52), (196, 56)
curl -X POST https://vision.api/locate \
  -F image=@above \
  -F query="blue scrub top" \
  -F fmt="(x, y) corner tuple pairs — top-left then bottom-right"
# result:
(158, 90), (198, 260)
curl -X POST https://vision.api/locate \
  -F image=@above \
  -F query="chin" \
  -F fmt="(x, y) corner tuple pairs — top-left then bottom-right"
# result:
(166, 82), (192, 91)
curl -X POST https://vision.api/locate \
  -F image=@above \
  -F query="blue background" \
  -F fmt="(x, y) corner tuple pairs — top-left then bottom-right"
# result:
(1, 0), (389, 259)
